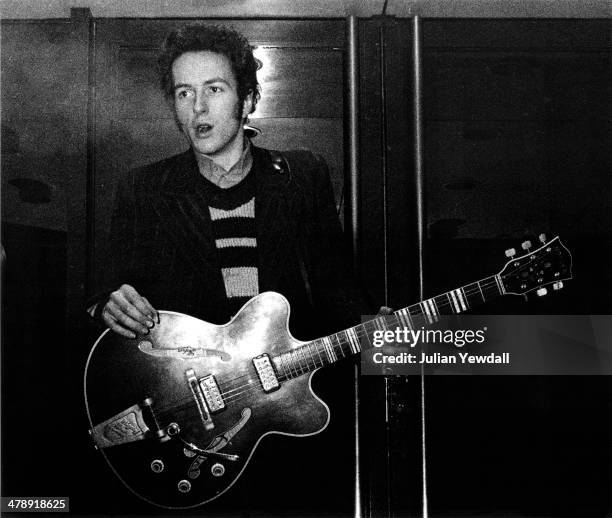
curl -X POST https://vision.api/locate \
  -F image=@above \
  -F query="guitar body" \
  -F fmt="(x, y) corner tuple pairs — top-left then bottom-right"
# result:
(85, 236), (573, 509)
(84, 292), (329, 509)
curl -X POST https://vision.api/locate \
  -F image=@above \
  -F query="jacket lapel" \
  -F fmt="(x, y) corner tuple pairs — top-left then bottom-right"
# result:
(147, 150), (224, 294)
(143, 146), (301, 298)
(254, 147), (301, 292)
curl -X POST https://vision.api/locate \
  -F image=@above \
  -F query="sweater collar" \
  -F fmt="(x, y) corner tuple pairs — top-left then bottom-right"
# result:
(195, 139), (253, 186)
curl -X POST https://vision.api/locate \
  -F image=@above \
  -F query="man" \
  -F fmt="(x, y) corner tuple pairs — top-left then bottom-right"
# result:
(92, 23), (368, 341)
(89, 23), (372, 516)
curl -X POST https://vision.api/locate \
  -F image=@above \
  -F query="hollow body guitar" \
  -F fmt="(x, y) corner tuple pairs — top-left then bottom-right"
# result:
(84, 236), (572, 508)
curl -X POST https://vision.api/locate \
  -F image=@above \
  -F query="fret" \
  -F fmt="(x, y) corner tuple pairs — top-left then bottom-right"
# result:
(311, 340), (325, 367)
(345, 327), (360, 354)
(302, 344), (313, 371)
(389, 314), (401, 330)
(308, 343), (318, 369)
(418, 302), (428, 323)
(458, 287), (469, 311)
(301, 348), (311, 372)
(420, 300), (438, 324)
(396, 308), (414, 329)
(450, 288), (467, 312)
(375, 317), (387, 331)
(274, 355), (286, 379)
(448, 290), (460, 313)
(303, 345), (314, 371)
(290, 350), (303, 375)
(291, 349), (302, 375)
(359, 322), (374, 349)
(332, 333), (346, 359)
(322, 336), (336, 363)
(280, 355), (291, 379)
(278, 353), (289, 378)
(476, 280), (486, 303)
(429, 298), (440, 321)
(462, 282), (480, 308)
(296, 348), (308, 375)
(408, 305), (426, 328)
(302, 345), (313, 370)
(290, 352), (299, 377)
(286, 352), (298, 378)
(291, 349), (301, 374)
(313, 346), (325, 367)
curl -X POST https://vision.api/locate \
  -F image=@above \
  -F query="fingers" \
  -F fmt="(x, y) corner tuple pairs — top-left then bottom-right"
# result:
(102, 284), (158, 338)
(377, 306), (394, 316)
(102, 310), (139, 339)
(141, 297), (160, 324)
(121, 285), (159, 324)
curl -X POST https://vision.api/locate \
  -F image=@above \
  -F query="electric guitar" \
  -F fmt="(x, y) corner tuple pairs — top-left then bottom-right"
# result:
(84, 235), (572, 508)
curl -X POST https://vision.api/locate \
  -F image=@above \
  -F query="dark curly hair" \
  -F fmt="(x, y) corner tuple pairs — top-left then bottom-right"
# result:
(158, 24), (261, 114)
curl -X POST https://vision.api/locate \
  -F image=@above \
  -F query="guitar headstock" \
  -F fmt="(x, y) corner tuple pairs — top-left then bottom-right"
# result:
(498, 235), (572, 297)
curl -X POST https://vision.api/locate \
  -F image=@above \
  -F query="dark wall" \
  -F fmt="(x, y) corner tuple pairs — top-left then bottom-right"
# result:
(419, 17), (612, 513)
(422, 19), (611, 317)
(1, 16), (88, 502)
(356, 17), (611, 518)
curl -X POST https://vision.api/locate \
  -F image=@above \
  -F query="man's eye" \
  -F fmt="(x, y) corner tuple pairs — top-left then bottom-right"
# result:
(209, 86), (222, 94)
(176, 90), (191, 99)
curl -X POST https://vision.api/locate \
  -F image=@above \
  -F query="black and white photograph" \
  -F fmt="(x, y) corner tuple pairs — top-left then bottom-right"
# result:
(1, 1), (611, 517)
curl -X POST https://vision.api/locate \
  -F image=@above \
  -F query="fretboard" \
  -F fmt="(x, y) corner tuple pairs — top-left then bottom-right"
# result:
(273, 274), (506, 381)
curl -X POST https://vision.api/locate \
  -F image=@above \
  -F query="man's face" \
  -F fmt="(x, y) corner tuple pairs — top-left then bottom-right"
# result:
(172, 51), (252, 161)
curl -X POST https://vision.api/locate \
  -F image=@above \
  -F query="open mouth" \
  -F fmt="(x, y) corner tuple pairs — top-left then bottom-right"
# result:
(194, 123), (212, 137)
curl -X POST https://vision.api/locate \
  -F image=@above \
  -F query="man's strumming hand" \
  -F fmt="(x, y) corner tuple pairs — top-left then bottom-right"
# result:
(101, 284), (159, 338)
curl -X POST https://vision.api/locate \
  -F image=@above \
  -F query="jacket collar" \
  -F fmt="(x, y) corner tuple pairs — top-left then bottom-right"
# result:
(153, 145), (300, 293)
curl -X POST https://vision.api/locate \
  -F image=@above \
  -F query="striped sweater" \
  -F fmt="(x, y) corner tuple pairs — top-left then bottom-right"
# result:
(203, 168), (259, 314)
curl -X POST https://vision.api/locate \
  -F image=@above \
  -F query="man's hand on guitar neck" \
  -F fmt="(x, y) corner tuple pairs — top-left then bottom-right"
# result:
(377, 306), (394, 316)
(101, 284), (159, 339)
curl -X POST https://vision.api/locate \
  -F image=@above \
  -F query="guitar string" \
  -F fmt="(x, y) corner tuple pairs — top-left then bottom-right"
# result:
(157, 257), (542, 415)
(147, 373), (255, 417)
(154, 287), (517, 426)
(156, 277), (505, 421)
(154, 276), (508, 420)
(153, 277), (508, 423)
(190, 254), (560, 413)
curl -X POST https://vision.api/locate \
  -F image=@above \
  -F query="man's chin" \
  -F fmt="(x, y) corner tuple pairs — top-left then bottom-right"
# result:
(190, 140), (218, 156)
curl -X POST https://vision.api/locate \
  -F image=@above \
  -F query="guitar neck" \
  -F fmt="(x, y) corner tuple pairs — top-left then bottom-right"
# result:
(273, 274), (506, 381)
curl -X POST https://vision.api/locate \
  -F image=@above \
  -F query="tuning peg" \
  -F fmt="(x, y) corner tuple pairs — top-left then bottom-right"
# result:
(539, 233), (547, 244)
(553, 281), (564, 290)
(521, 240), (532, 251)
(505, 248), (516, 258)
(536, 287), (548, 297)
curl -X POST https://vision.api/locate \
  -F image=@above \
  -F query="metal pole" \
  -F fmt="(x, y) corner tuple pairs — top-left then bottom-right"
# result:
(347, 15), (360, 268)
(413, 15), (425, 302)
(413, 14), (429, 518)
(379, 24), (389, 308)
(345, 15), (362, 518)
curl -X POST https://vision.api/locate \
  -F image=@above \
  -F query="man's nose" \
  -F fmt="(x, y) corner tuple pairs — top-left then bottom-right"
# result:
(194, 92), (208, 113)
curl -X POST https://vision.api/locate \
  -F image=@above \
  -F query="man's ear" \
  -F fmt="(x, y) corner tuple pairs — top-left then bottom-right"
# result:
(241, 92), (254, 119)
